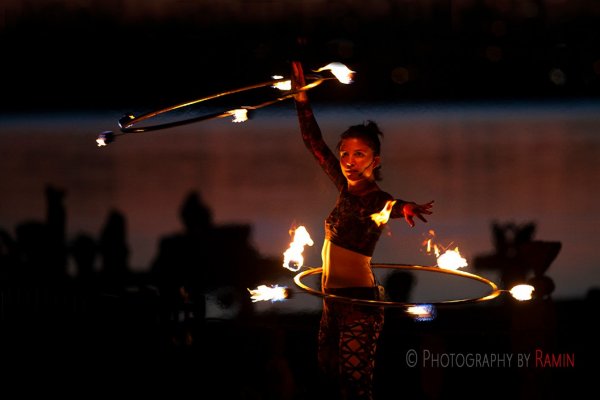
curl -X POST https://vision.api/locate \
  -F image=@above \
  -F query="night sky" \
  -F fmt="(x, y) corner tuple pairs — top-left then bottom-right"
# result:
(2, 0), (600, 111)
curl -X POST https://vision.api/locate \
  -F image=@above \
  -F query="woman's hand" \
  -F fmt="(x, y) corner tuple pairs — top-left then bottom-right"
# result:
(291, 61), (309, 102)
(403, 200), (434, 227)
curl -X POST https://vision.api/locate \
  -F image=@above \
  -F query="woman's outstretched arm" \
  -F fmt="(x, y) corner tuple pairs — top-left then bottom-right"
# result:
(291, 60), (344, 189)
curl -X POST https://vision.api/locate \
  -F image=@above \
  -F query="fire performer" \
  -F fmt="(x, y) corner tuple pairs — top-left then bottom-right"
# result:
(291, 60), (434, 400)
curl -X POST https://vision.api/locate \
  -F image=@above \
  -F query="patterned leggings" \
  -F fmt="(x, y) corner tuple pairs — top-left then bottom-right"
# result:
(318, 287), (384, 400)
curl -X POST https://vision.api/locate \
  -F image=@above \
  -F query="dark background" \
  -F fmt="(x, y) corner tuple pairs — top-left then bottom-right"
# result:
(2, 0), (600, 112)
(1, 2), (596, 397)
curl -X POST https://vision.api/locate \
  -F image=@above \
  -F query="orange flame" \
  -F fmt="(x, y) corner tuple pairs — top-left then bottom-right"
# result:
(315, 62), (355, 84)
(509, 284), (535, 301)
(423, 230), (468, 270)
(437, 247), (468, 270)
(282, 226), (314, 272)
(271, 75), (292, 91)
(247, 285), (289, 302)
(371, 200), (396, 227)
(229, 109), (249, 123)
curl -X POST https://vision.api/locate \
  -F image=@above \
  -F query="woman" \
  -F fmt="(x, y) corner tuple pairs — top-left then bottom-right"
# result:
(291, 60), (434, 400)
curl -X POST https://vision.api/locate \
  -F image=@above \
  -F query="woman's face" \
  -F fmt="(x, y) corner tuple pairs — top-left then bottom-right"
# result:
(339, 137), (380, 182)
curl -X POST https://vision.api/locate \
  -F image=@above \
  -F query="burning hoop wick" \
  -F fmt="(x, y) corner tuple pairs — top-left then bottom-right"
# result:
(282, 226), (314, 272)
(248, 285), (290, 303)
(96, 62), (354, 146)
(423, 229), (468, 271)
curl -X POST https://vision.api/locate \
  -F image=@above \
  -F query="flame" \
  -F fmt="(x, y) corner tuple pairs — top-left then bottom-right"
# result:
(282, 226), (314, 272)
(437, 247), (468, 270)
(96, 131), (114, 147)
(271, 75), (291, 91)
(371, 200), (396, 227)
(248, 285), (289, 303)
(230, 109), (249, 123)
(423, 230), (467, 270)
(509, 284), (535, 301)
(315, 62), (355, 84)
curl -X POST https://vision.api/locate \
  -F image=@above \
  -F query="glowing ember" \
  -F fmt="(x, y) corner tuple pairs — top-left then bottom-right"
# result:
(371, 200), (396, 227)
(96, 131), (114, 147)
(509, 284), (535, 301)
(283, 225), (314, 272)
(230, 109), (249, 123)
(315, 62), (355, 84)
(423, 230), (439, 257)
(247, 285), (289, 303)
(271, 75), (291, 91)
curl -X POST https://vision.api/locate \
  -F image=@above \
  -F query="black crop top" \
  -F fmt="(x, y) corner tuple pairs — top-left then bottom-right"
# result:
(325, 186), (395, 257)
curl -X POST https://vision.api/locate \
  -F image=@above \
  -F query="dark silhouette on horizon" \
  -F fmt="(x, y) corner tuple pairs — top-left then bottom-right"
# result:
(473, 220), (561, 298)
(0, 186), (594, 398)
(472, 220), (573, 400)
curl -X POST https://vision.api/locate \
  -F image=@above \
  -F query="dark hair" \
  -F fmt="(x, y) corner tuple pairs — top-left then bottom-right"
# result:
(336, 120), (384, 180)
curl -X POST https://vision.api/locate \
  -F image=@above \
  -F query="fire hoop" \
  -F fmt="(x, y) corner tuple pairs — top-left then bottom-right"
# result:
(96, 62), (355, 146)
(117, 75), (330, 133)
(293, 263), (502, 308)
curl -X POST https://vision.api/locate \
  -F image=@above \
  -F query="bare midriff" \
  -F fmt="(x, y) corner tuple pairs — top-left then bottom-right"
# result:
(321, 238), (375, 289)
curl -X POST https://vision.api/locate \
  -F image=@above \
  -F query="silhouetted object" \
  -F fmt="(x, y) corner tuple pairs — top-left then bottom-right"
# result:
(510, 281), (558, 399)
(98, 209), (129, 285)
(473, 221), (561, 300)
(152, 191), (280, 347)
(473, 221), (537, 289)
(382, 270), (416, 326)
(473, 226), (564, 399)
(519, 241), (561, 299)
(586, 287), (600, 304)
(384, 270), (415, 303)
(0, 227), (18, 279)
(70, 233), (97, 283)
(151, 191), (215, 347)
(181, 188), (213, 236)
(14, 220), (50, 280)
(45, 185), (68, 278)
(262, 328), (296, 400)
(11, 186), (69, 282)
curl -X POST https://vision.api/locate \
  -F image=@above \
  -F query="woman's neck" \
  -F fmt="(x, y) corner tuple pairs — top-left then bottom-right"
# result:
(347, 179), (378, 196)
